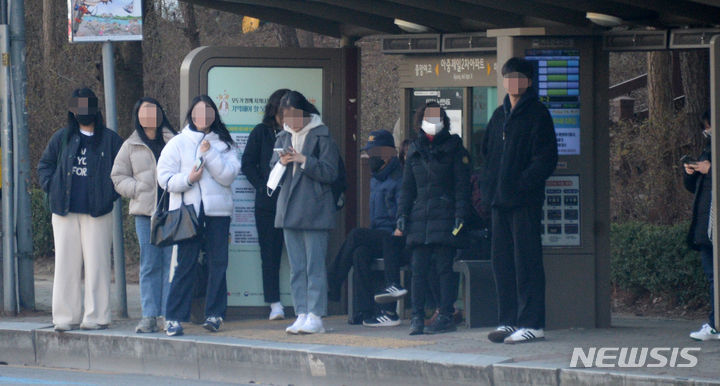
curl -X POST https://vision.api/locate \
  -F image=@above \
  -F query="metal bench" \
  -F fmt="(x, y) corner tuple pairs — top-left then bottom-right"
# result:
(453, 259), (498, 328)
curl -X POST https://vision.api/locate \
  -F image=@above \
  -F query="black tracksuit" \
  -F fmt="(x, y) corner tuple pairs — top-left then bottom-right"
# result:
(398, 129), (471, 319)
(241, 122), (284, 304)
(481, 89), (558, 329)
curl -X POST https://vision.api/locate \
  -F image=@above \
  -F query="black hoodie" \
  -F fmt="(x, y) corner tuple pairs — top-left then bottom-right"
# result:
(481, 88), (558, 211)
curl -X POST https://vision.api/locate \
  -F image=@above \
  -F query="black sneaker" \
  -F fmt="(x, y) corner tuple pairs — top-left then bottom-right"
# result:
(374, 284), (408, 304)
(488, 325), (517, 343)
(363, 311), (401, 327)
(425, 314), (457, 334)
(409, 316), (424, 335)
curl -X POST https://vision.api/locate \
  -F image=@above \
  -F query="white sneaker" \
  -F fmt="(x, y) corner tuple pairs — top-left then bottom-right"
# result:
(285, 313), (307, 334)
(298, 313), (325, 334)
(504, 328), (545, 344)
(690, 323), (720, 341)
(269, 302), (285, 321)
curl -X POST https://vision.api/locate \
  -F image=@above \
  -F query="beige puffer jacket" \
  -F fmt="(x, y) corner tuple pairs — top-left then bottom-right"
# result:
(111, 128), (175, 216)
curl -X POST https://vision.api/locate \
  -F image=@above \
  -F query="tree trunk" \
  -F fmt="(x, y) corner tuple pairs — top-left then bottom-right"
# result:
(42, 0), (53, 68)
(647, 51), (674, 125)
(180, 2), (201, 49)
(115, 42), (144, 138)
(680, 49), (709, 153)
(275, 24), (299, 48)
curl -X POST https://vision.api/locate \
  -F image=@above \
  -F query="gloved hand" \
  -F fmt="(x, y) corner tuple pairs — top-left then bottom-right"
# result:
(396, 215), (407, 233)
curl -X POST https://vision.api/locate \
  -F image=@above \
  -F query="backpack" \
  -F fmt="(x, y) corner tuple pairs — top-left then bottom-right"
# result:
(332, 155), (347, 211)
(314, 143), (347, 211)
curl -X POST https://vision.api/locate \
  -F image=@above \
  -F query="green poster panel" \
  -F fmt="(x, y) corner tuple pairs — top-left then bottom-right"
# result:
(207, 66), (323, 307)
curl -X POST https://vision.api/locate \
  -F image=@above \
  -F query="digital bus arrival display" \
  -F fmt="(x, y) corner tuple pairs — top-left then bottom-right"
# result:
(525, 49), (581, 156)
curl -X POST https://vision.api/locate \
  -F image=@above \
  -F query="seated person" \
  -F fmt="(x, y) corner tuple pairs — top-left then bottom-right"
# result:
(328, 130), (408, 327)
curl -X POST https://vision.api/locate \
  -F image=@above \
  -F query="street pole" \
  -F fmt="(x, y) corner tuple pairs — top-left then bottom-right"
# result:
(102, 41), (127, 319)
(710, 36), (720, 332)
(9, 0), (32, 310)
(0, 24), (14, 315)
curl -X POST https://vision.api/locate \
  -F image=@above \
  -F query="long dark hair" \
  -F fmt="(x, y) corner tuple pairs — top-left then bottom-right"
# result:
(413, 101), (450, 134)
(132, 97), (176, 145)
(279, 90), (320, 117)
(66, 87), (106, 145)
(184, 94), (234, 150)
(262, 88), (290, 128)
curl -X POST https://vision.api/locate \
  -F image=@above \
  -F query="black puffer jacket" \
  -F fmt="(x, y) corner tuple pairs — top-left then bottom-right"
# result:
(481, 89), (558, 211)
(398, 129), (471, 247)
(684, 143), (712, 250)
(37, 126), (122, 217)
(241, 122), (281, 214)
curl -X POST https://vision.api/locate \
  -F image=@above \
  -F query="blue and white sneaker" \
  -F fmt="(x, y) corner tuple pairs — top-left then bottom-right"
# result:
(166, 320), (184, 337)
(203, 316), (223, 332)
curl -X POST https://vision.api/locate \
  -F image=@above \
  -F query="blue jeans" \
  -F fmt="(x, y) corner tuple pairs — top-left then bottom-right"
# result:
(135, 216), (172, 318)
(284, 229), (329, 316)
(165, 215), (231, 322)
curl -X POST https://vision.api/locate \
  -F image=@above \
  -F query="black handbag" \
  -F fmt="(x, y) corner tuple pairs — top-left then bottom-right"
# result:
(151, 187), (200, 247)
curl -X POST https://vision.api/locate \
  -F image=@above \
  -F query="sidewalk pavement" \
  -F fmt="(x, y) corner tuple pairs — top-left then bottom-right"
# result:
(0, 277), (717, 385)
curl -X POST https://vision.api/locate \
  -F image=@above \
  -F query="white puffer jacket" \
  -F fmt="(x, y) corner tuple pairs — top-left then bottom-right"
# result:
(156, 126), (241, 217)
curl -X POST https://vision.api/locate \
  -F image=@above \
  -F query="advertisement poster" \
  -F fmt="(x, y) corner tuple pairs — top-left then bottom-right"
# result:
(542, 175), (580, 247)
(411, 88), (463, 137)
(68, 0), (143, 43)
(207, 66), (323, 306)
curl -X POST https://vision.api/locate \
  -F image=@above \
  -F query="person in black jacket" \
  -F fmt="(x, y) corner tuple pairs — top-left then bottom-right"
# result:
(37, 87), (123, 332)
(482, 58), (558, 344)
(685, 111), (719, 341)
(241, 88), (290, 321)
(396, 102), (471, 335)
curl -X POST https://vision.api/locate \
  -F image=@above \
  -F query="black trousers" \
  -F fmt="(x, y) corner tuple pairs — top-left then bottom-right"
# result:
(166, 215), (231, 322)
(255, 210), (284, 303)
(327, 228), (404, 316)
(491, 206), (546, 329)
(411, 244), (456, 319)
(700, 245), (716, 326)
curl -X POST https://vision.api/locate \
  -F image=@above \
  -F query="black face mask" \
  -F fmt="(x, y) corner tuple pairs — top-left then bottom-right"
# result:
(369, 156), (385, 173)
(76, 114), (96, 126)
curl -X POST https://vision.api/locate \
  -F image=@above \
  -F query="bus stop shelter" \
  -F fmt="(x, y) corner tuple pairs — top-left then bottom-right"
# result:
(180, 0), (720, 330)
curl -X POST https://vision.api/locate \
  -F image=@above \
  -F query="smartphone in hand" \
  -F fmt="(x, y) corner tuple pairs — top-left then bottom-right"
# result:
(194, 156), (205, 171)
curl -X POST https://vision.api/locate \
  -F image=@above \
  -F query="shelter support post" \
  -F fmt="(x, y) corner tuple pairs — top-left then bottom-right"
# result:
(102, 41), (128, 319)
(710, 36), (720, 332)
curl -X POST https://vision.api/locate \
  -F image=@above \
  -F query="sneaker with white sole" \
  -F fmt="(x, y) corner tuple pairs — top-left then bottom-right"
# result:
(374, 284), (408, 304)
(203, 316), (223, 332)
(135, 317), (157, 333)
(269, 302), (285, 321)
(488, 325), (517, 343)
(166, 320), (184, 337)
(285, 313), (307, 334)
(298, 313), (325, 334)
(363, 310), (401, 327)
(690, 323), (720, 341)
(504, 328), (544, 344)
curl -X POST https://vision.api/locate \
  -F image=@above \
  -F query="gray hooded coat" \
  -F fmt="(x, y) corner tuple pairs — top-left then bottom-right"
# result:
(271, 124), (340, 230)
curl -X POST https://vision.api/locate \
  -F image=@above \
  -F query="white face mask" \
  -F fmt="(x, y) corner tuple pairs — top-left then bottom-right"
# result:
(266, 162), (287, 196)
(421, 119), (444, 136)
